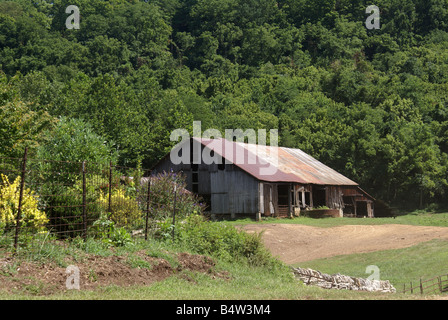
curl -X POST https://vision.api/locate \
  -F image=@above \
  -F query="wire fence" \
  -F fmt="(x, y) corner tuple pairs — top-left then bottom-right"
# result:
(402, 274), (448, 295)
(0, 148), (200, 251)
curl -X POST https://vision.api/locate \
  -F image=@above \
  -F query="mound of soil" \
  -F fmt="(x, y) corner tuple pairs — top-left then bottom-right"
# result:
(242, 223), (448, 264)
(0, 251), (229, 296)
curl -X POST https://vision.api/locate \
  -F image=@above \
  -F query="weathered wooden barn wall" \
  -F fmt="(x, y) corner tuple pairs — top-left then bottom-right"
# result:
(339, 186), (374, 217)
(261, 183), (275, 216)
(210, 165), (259, 217)
(151, 146), (260, 218)
(326, 186), (344, 210)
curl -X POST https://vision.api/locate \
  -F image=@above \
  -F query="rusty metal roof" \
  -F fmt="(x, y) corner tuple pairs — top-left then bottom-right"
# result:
(196, 138), (358, 186)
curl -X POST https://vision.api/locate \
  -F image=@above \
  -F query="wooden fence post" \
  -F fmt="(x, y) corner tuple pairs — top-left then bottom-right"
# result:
(14, 147), (28, 251)
(420, 278), (423, 294)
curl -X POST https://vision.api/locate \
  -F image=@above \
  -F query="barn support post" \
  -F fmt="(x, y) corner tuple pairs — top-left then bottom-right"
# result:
(309, 186), (313, 208)
(258, 182), (264, 221)
(288, 183), (292, 218)
(301, 190), (305, 208)
(273, 184), (278, 216)
(367, 201), (374, 218)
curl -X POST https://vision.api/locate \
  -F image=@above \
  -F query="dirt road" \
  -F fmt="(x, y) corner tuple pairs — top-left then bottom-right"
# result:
(242, 223), (448, 265)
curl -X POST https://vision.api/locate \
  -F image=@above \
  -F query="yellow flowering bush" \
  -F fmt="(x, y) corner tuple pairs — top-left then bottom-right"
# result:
(0, 174), (48, 231)
(99, 188), (142, 227)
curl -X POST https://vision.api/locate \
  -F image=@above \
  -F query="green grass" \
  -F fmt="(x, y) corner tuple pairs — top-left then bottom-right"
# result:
(0, 258), (416, 300)
(1, 211), (447, 300)
(223, 212), (448, 228)
(294, 239), (448, 289)
(0, 235), (412, 300)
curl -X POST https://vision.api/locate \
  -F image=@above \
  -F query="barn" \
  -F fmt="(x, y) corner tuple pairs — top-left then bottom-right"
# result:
(151, 137), (375, 220)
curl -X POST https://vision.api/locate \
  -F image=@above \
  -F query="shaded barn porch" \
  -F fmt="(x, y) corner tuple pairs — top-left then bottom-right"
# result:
(259, 183), (374, 219)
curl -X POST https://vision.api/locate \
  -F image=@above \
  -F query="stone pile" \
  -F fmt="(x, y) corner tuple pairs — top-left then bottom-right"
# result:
(292, 267), (396, 293)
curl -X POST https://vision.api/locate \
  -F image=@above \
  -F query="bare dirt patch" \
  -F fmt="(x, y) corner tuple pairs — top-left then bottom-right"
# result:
(0, 251), (228, 296)
(242, 224), (448, 265)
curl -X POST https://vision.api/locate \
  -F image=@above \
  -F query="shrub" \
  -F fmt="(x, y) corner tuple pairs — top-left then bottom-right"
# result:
(32, 117), (118, 238)
(0, 174), (48, 232)
(41, 175), (104, 238)
(92, 213), (133, 247)
(144, 171), (205, 221)
(162, 214), (280, 268)
(99, 188), (143, 227)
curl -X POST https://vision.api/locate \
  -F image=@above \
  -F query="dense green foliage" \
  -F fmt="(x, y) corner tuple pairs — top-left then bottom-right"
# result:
(157, 214), (279, 267)
(1, 0), (448, 209)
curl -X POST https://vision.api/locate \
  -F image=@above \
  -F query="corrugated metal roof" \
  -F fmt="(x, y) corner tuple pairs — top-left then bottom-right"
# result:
(196, 137), (358, 186)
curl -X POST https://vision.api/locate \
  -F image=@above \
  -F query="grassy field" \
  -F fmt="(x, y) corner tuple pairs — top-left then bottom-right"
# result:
(224, 212), (448, 228)
(0, 252), (425, 300)
(0, 237), (385, 300)
(296, 239), (448, 292)
(1, 212), (447, 300)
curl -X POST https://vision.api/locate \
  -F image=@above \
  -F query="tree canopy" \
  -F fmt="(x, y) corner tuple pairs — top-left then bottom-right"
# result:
(1, 0), (448, 209)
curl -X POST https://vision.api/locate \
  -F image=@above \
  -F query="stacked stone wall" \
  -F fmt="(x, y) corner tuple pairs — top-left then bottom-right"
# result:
(292, 267), (396, 293)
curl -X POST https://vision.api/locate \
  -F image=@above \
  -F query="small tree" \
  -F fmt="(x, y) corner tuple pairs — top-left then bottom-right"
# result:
(34, 117), (118, 238)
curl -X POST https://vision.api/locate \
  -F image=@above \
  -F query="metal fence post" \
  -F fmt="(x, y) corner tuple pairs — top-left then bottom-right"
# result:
(172, 184), (177, 241)
(108, 161), (112, 214)
(14, 147), (28, 251)
(145, 179), (151, 241)
(82, 161), (87, 240)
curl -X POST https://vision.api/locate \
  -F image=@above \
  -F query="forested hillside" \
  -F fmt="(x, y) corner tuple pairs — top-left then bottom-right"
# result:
(1, 0), (448, 209)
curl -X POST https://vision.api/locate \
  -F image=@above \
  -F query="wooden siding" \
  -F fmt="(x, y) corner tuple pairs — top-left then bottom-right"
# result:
(210, 166), (259, 216)
(326, 186), (345, 210)
(152, 151), (260, 217)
